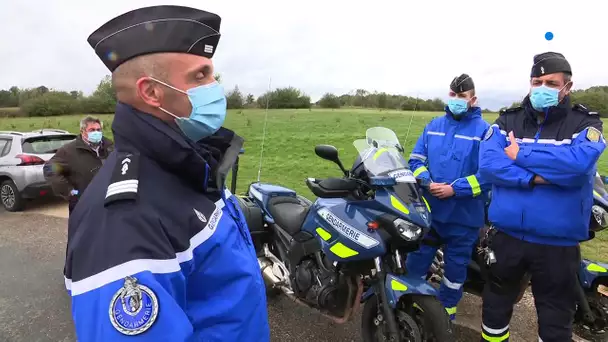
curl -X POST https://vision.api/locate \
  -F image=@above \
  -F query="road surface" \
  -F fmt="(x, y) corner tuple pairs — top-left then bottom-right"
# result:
(0, 199), (562, 342)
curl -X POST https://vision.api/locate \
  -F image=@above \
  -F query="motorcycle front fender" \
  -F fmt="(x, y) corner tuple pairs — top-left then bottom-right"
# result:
(361, 273), (438, 308)
(579, 259), (608, 289)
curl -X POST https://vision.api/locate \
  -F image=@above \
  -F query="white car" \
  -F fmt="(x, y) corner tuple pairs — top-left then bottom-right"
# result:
(0, 129), (76, 211)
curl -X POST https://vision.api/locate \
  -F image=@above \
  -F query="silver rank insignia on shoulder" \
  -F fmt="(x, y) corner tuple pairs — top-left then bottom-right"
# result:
(586, 127), (602, 143)
(105, 153), (140, 207)
(109, 276), (159, 335)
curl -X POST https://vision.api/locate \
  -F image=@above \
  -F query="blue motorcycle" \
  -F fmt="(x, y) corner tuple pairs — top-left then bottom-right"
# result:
(235, 127), (452, 342)
(574, 172), (608, 341)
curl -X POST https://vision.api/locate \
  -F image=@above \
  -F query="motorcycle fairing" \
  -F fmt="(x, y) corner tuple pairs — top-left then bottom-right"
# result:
(301, 197), (388, 262)
(579, 259), (608, 288)
(374, 188), (431, 229)
(361, 273), (438, 308)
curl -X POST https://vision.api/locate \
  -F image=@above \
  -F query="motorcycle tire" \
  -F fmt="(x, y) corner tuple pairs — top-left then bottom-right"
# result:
(361, 294), (452, 342)
(573, 283), (608, 342)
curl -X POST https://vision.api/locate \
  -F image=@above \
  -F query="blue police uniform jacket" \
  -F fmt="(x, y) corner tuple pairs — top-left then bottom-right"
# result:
(409, 106), (491, 228)
(479, 96), (606, 246)
(63, 102), (270, 342)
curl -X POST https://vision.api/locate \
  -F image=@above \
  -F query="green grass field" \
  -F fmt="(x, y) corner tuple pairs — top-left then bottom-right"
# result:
(1, 108), (606, 262)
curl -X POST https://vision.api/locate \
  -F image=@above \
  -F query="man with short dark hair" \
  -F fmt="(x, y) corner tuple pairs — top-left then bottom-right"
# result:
(44, 115), (113, 213)
(407, 74), (491, 321)
(63, 5), (270, 341)
(479, 52), (606, 341)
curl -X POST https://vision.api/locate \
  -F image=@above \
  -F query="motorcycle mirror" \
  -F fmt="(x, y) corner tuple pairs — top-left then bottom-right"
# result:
(314, 145), (348, 176)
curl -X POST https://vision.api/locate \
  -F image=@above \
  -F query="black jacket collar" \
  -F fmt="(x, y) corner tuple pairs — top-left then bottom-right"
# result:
(522, 94), (572, 125)
(111, 102), (242, 193)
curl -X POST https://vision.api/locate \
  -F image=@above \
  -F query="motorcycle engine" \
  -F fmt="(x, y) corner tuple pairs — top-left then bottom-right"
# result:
(294, 258), (349, 316)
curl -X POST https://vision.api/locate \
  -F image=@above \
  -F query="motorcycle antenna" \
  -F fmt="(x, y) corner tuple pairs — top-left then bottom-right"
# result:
(402, 91), (420, 148)
(256, 77), (272, 182)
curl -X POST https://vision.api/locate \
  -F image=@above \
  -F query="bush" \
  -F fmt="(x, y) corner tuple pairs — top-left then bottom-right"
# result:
(257, 87), (311, 109)
(78, 96), (115, 114)
(318, 93), (341, 109)
(21, 91), (79, 117)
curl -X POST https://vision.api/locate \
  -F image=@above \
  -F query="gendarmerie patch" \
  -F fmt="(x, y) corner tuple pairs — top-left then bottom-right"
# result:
(109, 276), (159, 335)
(586, 127), (602, 143)
(104, 153), (140, 206)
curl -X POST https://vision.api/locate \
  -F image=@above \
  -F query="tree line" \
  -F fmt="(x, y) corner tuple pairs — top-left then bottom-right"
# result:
(1, 75), (607, 117)
(0, 76), (116, 117)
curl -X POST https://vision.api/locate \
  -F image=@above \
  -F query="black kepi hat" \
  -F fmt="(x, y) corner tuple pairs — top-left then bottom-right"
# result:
(530, 52), (571, 77)
(450, 74), (474, 93)
(87, 5), (221, 71)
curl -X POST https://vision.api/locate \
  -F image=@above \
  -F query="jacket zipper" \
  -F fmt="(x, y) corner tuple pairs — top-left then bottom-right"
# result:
(534, 109), (549, 142)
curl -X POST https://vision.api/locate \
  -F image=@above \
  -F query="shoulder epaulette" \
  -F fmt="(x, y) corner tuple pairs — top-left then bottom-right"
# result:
(104, 152), (140, 207)
(499, 106), (522, 116)
(572, 103), (592, 114)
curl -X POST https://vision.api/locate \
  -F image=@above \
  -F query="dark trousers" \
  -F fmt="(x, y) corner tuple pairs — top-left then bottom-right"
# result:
(480, 231), (580, 342)
(68, 196), (79, 215)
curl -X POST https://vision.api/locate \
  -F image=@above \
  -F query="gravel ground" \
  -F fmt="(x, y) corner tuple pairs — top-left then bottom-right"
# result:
(0, 200), (583, 342)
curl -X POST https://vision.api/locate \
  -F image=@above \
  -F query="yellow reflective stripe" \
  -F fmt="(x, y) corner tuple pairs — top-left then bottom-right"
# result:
(391, 279), (408, 291)
(413, 303), (424, 312)
(373, 148), (389, 160)
(466, 175), (481, 197)
(445, 307), (457, 315)
(390, 195), (410, 214)
(594, 190), (601, 198)
(316, 227), (331, 241)
(413, 166), (428, 177)
(482, 332), (510, 342)
(587, 263), (608, 273)
(422, 196), (431, 212)
(329, 242), (359, 258)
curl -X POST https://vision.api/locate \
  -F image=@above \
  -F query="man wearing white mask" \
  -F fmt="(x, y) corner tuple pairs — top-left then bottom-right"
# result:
(44, 115), (114, 214)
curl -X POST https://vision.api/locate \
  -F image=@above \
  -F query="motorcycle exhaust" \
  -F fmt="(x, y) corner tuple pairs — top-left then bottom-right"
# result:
(259, 257), (282, 285)
(258, 244), (294, 295)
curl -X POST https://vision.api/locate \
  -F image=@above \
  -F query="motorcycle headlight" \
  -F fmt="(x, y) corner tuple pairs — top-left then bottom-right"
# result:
(592, 205), (608, 231)
(393, 218), (423, 241)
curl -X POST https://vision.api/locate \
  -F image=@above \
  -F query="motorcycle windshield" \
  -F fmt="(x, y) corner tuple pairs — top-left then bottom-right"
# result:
(353, 127), (409, 177)
(353, 127), (422, 203)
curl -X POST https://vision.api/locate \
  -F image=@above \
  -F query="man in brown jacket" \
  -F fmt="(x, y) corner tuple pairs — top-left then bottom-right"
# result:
(44, 115), (114, 213)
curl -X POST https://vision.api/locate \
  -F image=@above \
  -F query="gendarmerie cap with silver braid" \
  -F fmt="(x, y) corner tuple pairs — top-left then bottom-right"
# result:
(450, 74), (475, 93)
(530, 52), (572, 78)
(87, 5), (221, 72)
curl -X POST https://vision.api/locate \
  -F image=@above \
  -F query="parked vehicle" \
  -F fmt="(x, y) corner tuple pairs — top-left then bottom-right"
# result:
(429, 173), (608, 341)
(234, 127), (452, 342)
(0, 129), (76, 211)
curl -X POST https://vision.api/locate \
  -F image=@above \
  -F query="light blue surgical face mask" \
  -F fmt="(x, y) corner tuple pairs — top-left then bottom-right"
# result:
(447, 97), (469, 116)
(87, 131), (103, 144)
(529, 84), (568, 111)
(152, 78), (227, 142)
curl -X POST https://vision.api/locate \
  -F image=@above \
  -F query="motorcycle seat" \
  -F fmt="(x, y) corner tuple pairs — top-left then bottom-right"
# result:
(267, 195), (312, 235)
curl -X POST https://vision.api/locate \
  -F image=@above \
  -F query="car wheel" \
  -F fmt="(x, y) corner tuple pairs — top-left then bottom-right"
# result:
(1, 180), (24, 212)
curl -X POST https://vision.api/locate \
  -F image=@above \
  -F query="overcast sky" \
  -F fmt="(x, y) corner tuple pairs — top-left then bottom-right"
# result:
(1, 0), (606, 110)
